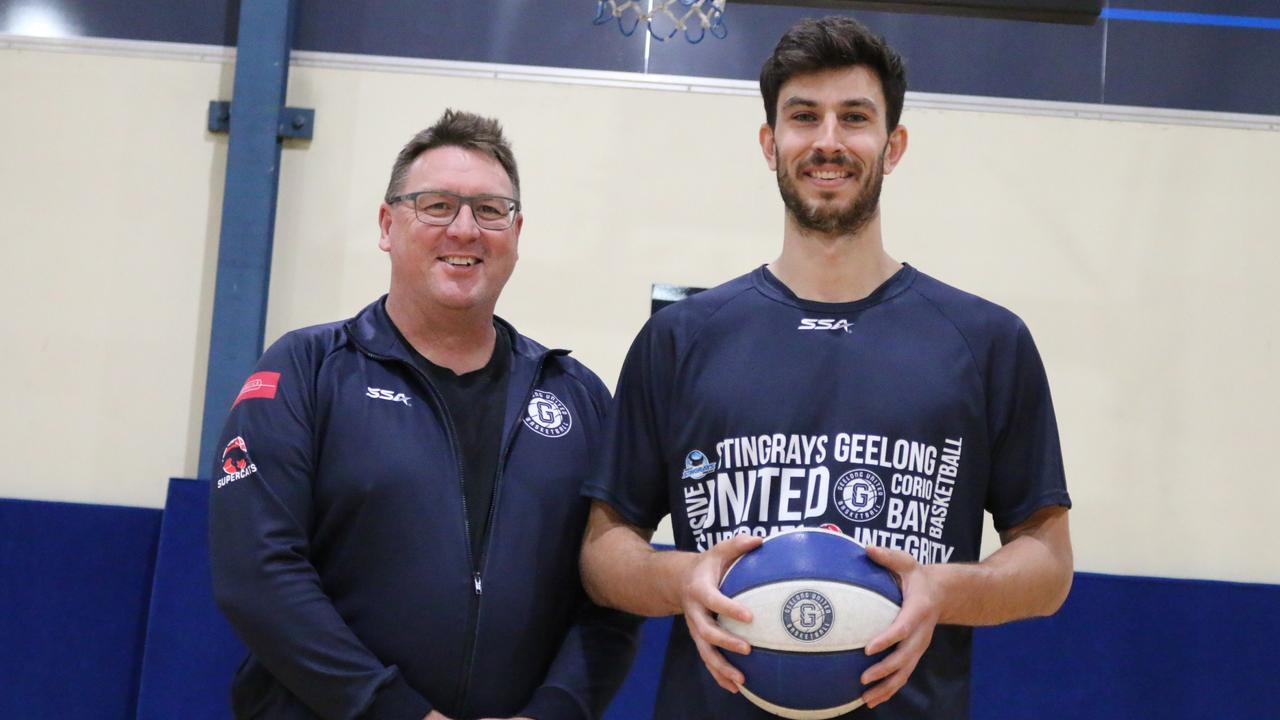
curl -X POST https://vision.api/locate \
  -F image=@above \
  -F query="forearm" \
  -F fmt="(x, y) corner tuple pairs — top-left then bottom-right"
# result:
(580, 502), (695, 617)
(930, 506), (1073, 626)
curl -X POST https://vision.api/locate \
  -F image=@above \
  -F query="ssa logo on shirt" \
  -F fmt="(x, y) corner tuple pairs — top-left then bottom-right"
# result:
(366, 387), (412, 406)
(798, 318), (853, 333)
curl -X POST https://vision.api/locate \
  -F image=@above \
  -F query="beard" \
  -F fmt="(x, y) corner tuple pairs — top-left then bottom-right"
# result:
(776, 146), (886, 236)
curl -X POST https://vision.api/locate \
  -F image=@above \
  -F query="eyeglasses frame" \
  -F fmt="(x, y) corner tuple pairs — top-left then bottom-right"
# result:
(388, 189), (522, 230)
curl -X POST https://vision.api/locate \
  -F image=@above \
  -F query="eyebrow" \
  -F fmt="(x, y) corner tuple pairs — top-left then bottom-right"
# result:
(781, 97), (880, 113)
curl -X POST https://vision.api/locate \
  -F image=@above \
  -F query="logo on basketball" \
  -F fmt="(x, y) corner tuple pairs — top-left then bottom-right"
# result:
(523, 390), (572, 438)
(681, 449), (718, 480)
(834, 468), (886, 522)
(782, 590), (834, 642)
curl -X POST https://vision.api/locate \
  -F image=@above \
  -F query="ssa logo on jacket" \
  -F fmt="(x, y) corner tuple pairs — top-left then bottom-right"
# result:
(366, 387), (412, 406)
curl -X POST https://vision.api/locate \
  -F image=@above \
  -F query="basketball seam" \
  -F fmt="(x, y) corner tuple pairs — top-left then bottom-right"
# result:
(722, 576), (900, 600)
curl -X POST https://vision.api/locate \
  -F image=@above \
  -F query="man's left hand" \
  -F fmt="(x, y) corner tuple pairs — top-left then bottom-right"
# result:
(858, 545), (943, 709)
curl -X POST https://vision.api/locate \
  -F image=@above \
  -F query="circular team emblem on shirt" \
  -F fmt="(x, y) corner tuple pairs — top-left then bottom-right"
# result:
(834, 468), (886, 522)
(523, 390), (572, 438)
(782, 590), (834, 642)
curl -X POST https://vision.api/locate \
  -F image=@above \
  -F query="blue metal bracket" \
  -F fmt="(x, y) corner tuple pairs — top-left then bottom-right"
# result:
(207, 100), (315, 140)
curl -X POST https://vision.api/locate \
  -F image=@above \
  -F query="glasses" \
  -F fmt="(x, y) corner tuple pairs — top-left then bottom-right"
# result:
(388, 190), (521, 230)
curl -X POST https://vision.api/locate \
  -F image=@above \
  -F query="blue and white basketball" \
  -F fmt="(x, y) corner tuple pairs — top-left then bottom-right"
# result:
(717, 528), (902, 719)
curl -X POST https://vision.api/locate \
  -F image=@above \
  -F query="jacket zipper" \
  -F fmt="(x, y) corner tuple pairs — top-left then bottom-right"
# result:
(452, 351), (558, 712)
(361, 352), (483, 712)
(352, 335), (562, 715)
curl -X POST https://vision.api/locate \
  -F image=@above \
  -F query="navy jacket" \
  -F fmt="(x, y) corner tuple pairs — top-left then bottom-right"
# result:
(210, 298), (638, 720)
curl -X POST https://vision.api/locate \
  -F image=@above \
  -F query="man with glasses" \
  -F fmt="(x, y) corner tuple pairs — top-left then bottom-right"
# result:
(210, 109), (637, 720)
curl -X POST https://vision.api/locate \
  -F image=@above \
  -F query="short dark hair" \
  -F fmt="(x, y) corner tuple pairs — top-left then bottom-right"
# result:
(759, 16), (907, 131)
(384, 109), (520, 202)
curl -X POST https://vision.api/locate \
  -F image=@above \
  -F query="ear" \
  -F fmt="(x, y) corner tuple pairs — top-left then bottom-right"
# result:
(759, 123), (778, 172)
(512, 212), (523, 261)
(882, 124), (909, 175)
(378, 203), (393, 252)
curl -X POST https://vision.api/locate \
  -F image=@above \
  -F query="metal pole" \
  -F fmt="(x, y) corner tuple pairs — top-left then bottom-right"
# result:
(197, 0), (300, 477)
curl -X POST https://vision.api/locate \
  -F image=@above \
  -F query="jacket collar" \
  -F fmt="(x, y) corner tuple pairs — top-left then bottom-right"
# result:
(343, 295), (567, 366)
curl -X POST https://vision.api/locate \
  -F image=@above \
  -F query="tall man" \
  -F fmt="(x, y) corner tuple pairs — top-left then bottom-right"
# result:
(580, 17), (1073, 719)
(211, 110), (636, 720)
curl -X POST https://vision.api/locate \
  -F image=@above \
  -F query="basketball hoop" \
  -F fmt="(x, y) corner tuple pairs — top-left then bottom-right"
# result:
(593, 0), (728, 43)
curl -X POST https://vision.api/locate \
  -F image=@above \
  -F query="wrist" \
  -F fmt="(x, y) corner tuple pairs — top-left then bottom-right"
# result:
(654, 550), (699, 615)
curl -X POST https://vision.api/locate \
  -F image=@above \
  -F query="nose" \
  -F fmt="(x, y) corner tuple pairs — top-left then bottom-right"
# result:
(812, 114), (844, 155)
(446, 203), (482, 240)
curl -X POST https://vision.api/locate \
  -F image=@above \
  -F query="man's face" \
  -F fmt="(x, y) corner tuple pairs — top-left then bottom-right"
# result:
(760, 65), (907, 236)
(379, 146), (521, 315)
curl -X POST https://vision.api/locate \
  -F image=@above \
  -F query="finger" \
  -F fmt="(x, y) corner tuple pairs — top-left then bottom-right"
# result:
(696, 584), (754, 624)
(712, 533), (764, 562)
(860, 642), (906, 685)
(862, 624), (930, 685)
(864, 609), (913, 655)
(862, 659), (918, 709)
(688, 604), (751, 655)
(864, 544), (915, 575)
(687, 616), (744, 691)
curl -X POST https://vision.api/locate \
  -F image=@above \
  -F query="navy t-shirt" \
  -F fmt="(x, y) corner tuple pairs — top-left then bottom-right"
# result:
(583, 264), (1070, 719)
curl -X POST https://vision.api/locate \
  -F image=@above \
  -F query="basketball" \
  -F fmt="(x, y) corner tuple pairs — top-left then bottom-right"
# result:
(717, 529), (902, 719)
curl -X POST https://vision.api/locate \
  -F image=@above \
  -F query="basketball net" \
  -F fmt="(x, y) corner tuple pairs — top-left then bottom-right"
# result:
(593, 0), (728, 43)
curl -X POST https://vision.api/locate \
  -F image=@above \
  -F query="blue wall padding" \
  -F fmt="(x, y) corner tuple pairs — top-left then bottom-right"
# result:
(0, 497), (161, 719)
(134, 479), (245, 720)
(605, 615), (672, 719)
(4, 490), (1279, 719)
(971, 572), (1280, 719)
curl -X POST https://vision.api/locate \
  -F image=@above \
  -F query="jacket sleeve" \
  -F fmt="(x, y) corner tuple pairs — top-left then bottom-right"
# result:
(519, 368), (642, 720)
(208, 333), (432, 720)
(518, 603), (643, 720)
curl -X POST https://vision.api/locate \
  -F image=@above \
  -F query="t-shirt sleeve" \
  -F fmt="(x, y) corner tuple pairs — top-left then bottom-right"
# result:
(582, 316), (677, 530)
(984, 319), (1072, 531)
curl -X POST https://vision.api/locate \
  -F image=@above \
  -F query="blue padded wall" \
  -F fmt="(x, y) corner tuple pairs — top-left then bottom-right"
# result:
(0, 498), (161, 719)
(971, 573), (1280, 719)
(134, 479), (245, 720)
(4, 489), (1278, 718)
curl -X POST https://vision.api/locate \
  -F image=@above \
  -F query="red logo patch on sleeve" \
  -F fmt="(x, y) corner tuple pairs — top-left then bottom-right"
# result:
(233, 371), (281, 408)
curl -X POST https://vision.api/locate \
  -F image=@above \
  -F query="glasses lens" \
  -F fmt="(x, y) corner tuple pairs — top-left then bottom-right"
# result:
(471, 197), (516, 230)
(413, 192), (459, 224)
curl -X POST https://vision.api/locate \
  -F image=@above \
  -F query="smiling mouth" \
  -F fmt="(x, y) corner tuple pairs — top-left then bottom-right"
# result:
(805, 169), (852, 180)
(440, 256), (481, 267)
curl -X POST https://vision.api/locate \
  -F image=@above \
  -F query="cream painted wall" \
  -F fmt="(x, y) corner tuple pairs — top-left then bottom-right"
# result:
(0, 45), (231, 508)
(3, 43), (1278, 584)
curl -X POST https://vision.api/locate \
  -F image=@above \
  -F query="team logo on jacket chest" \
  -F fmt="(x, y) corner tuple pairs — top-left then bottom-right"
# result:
(524, 390), (572, 438)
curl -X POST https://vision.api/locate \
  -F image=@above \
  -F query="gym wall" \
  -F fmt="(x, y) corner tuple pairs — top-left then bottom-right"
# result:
(3, 36), (1278, 585)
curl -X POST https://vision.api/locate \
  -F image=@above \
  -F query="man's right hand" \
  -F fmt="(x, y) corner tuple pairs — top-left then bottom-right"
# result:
(424, 711), (452, 720)
(676, 533), (764, 693)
